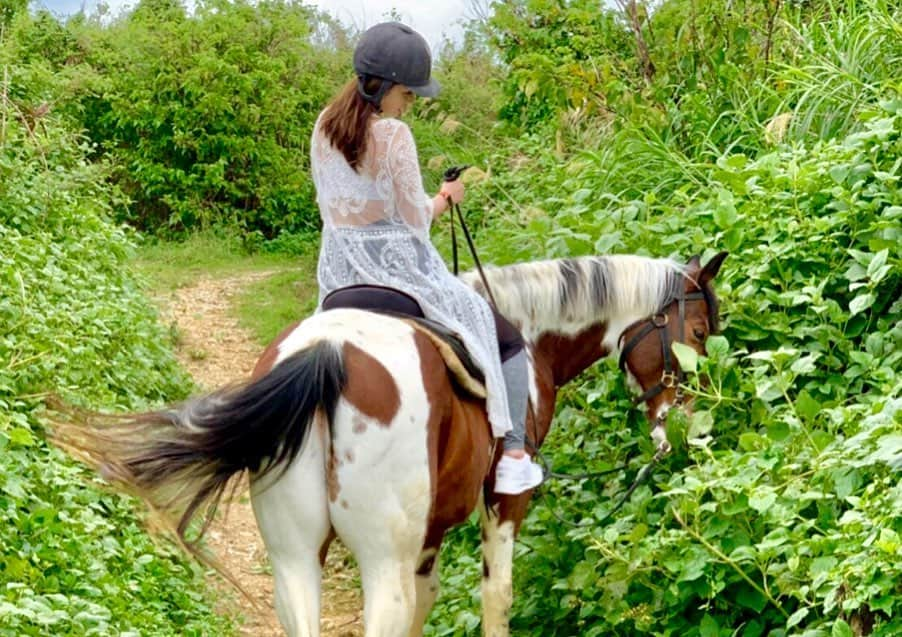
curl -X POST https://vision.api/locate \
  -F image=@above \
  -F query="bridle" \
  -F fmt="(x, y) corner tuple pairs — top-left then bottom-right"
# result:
(534, 284), (709, 528)
(617, 285), (709, 423)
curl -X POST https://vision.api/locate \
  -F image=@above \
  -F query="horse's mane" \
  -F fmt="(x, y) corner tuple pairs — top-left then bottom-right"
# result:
(461, 255), (688, 339)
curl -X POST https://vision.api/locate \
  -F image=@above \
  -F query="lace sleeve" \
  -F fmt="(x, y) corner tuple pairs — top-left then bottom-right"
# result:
(386, 122), (433, 231)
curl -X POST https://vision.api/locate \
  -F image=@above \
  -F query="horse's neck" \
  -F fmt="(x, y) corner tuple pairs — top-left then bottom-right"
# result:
(532, 321), (612, 388)
(466, 254), (679, 382)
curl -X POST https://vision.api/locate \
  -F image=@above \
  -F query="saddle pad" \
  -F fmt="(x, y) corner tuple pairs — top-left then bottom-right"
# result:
(400, 317), (487, 400)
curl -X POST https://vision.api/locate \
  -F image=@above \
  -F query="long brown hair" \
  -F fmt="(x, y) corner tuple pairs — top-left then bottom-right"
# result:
(320, 77), (383, 171)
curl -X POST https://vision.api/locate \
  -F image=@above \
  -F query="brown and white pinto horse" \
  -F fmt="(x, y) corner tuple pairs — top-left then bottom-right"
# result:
(58, 251), (726, 637)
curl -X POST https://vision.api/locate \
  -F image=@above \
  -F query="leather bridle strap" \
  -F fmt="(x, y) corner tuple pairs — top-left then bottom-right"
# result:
(618, 290), (707, 406)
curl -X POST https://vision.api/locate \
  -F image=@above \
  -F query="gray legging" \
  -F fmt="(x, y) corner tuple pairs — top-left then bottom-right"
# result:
(501, 349), (529, 450)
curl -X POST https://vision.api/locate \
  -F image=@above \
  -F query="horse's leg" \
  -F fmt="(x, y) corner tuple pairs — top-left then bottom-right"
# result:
(408, 540), (443, 637)
(328, 402), (431, 637)
(251, 415), (331, 637)
(327, 401), (433, 637)
(480, 493), (530, 637)
(330, 466), (428, 637)
(480, 503), (514, 636)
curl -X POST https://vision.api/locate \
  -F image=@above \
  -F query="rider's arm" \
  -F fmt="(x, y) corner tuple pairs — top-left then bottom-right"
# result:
(386, 122), (435, 230)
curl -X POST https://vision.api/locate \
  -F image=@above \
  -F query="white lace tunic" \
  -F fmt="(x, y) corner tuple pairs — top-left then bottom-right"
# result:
(311, 113), (512, 437)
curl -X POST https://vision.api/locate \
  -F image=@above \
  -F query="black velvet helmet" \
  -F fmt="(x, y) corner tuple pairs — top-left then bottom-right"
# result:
(353, 22), (440, 107)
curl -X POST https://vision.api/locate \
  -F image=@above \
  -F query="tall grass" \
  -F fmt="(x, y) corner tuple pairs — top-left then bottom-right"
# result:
(777, 0), (902, 141)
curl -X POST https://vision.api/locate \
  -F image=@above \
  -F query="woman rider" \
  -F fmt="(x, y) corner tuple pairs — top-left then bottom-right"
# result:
(311, 22), (543, 495)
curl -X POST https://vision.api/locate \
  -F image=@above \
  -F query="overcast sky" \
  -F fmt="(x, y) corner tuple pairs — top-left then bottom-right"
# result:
(31, 0), (468, 50)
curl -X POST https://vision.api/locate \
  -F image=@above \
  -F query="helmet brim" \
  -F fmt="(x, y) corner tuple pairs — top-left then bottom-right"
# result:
(409, 78), (440, 98)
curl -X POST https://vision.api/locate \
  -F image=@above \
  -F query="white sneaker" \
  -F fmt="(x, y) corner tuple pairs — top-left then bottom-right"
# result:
(494, 453), (545, 495)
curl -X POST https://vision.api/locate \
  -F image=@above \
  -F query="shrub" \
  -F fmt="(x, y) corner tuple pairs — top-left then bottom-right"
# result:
(0, 51), (233, 635)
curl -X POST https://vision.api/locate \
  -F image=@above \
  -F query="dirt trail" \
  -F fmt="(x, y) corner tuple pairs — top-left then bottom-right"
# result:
(156, 272), (363, 636)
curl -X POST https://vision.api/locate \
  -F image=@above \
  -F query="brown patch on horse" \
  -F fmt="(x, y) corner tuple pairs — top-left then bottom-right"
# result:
(535, 323), (609, 386)
(326, 450), (341, 502)
(251, 320), (301, 380)
(341, 341), (400, 426)
(414, 331), (493, 562)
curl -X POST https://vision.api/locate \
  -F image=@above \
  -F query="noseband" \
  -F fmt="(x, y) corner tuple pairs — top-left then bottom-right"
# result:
(617, 287), (708, 411)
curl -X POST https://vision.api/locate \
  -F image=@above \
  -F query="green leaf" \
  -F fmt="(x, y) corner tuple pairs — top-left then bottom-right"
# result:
(713, 201), (738, 229)
(688, 411), (714, 439)
(699, 613), (719, 637)
(735, 585), (767, 613)
(766, 421), (790, 441)
(8, 427), (35, 447)
(866, 249), (888, 278)
(706, 334), (729, 358)
(832, 619), (853, 637)
(739, 432), (766, 451)
(790, 354), (820, 375)
(787, 607), (810, 628)
(749, 488), (777, 512)
(796, 390), (821, 422)
(666, 409), (689, 451)
(724, 226), (744, 251)
(867, 434), (902, 468)
(671, 342), (698, 373)
(849, 293), (875, 315)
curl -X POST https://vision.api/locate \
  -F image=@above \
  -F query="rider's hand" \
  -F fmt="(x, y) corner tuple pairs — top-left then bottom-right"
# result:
(438, 179), (465, 205)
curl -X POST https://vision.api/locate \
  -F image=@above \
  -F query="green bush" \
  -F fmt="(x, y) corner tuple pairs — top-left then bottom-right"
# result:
(426, 74), (901, 637)
(70, 0), (346, 238)
(0, 52), (233, 635)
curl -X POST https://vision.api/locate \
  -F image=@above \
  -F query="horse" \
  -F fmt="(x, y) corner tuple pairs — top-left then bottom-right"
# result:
(55, 250), (727, 637)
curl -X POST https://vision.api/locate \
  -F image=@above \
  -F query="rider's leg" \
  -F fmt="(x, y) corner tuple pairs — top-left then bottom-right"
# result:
(492, 313), (544, 495)
(501, 349), (529, 454)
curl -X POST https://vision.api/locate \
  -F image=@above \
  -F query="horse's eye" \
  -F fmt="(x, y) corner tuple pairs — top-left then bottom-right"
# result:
(693, 328), (706, 340)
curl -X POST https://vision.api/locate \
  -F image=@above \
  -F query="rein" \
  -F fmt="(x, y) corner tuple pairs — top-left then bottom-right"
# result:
(444, 165), (499, 310)
(531, 443), (668, 529)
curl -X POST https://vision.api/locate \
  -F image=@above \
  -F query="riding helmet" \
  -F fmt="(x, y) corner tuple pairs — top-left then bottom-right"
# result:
(353, 22), (440, 106)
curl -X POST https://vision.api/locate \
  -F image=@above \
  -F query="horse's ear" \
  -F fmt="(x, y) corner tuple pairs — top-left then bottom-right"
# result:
(687, 254), (702, 272)
(700, 251), (728, 285)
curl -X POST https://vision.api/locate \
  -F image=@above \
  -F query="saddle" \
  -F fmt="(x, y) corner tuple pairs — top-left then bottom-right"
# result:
(321, 285), (487, 399)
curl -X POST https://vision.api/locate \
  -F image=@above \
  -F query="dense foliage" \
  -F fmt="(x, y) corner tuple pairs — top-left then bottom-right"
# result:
(422, 2), (901, 636)
(0, 27), (233, 636)
(2, 0), (899, 635)
(24, 0), (348, 238)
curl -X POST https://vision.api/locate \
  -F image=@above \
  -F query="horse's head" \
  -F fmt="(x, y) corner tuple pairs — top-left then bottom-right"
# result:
(617, 251), (727, 449)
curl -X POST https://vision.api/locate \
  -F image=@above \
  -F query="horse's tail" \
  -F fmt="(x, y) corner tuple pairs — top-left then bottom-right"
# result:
(52, 340), (345, 550)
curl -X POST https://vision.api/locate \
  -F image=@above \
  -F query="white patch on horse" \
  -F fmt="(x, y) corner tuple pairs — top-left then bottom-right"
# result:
(479, 494), (516, 637)
(651, 420), (669, 449)
(526, 346), (539, 410)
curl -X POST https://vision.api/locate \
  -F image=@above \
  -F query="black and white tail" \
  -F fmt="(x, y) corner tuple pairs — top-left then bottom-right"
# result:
(53, 340), (345, 548)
